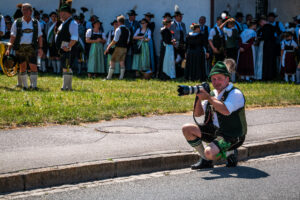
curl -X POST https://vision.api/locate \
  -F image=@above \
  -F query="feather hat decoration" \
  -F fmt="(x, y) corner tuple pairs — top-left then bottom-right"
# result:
(127, 5), (138, 16)
(173, 4), (183, 16)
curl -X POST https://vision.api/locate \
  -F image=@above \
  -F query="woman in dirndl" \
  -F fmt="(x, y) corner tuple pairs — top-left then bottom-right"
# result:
(158, 18), (176, 79)
(106, 20), (120, 74)
(237, 20), (257, 82)
(86, 20), (106, 78)
(132, 18), (151, 76)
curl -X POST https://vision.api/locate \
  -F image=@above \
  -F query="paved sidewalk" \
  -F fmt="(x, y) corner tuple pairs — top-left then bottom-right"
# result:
(1, 107), (300, 175)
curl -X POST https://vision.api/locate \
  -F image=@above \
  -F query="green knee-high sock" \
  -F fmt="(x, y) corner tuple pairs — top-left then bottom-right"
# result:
(188, 138), (207, 160)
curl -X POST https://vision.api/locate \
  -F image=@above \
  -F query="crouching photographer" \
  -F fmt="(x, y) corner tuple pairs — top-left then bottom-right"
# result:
(181, 61), (247, 169)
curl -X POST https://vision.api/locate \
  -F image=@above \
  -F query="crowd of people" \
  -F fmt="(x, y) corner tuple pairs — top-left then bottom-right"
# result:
(1, 2), (300, 90)
(158, 10), (300, 84)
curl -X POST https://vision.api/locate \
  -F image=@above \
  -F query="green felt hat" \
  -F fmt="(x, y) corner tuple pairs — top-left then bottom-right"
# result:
(60, 3), (72, 13)
(209, 61), (231, 78)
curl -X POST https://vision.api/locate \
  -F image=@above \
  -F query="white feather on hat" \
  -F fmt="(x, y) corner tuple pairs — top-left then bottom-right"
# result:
(175, 4), (179, 12)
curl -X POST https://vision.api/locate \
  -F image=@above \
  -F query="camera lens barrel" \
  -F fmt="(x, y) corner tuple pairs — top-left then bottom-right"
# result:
(177, 83), (210, 96)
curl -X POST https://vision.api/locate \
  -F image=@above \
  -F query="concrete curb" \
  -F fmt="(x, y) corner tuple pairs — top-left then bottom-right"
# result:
(1, 136), (300, 194)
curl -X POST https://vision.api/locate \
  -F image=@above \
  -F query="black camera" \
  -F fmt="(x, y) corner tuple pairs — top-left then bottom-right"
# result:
(177, 82), (210, 96)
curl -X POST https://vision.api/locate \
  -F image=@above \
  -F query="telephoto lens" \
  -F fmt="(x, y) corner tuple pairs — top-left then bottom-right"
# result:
(177, 82), (210, 96)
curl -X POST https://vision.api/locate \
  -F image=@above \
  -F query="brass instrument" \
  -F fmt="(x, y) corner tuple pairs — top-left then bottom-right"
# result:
(0, 41), (19, 77)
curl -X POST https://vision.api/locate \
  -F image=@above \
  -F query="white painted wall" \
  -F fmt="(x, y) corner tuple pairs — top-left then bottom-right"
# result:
(268, 0), (300, 23)
(214, 0), (256, 22)
(214, 0), (300, 25)
(0, 0), (211, 55)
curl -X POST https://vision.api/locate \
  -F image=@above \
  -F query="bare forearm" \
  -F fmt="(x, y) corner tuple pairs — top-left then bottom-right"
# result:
(38, 36), (43, 48)
(194, 99), (204, 117)
(86, 38), (97, 44)
(7, 36), (16, 51)
(208, 96), (230, 115)
(107, 40), (116, 50)
(69, 40), (77, 49)
(209, 40), (215, 50)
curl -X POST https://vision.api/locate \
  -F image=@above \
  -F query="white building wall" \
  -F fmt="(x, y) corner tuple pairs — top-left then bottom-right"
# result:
(0, 0), (211, 55)
(214, 0), (300, 25)
(268, 0), (300, 23)
(214, 0), (256, 22)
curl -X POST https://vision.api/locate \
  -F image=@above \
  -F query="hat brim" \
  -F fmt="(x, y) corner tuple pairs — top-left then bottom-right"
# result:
(144, 14), (154, 18)
(127, 13), (138, 16)
(173, 14), (184, 17)
(208, 71), (231, 78)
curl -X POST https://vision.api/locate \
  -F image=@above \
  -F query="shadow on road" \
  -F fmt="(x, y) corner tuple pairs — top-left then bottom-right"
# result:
(201, 166), (270, 180)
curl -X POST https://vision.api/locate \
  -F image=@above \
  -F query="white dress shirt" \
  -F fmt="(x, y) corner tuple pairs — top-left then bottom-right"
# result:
(113, 25), (130, 43)
(11, 17), (42, 44)
(56, 17), (79, 41)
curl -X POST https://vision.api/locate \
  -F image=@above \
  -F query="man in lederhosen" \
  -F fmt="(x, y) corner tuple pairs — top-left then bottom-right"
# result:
(55, 1), (78, 91)
(6, 3), (43, 90)
(170, 6), (186, 78)
(105, 15), (130, 80)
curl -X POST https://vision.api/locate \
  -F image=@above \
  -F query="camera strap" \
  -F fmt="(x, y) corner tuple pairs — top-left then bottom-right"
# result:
(193, 96), (213, 126)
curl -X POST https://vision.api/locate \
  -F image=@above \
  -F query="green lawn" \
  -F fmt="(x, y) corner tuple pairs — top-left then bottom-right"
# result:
(0, 74), (299, 128)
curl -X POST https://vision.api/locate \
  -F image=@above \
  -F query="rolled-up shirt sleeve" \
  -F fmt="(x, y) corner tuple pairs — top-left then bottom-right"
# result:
(10, 21), (17, 37)
(113, 27), (121, 42)
(69, 20), (79, 41)
(208, 29), (215, 40)
(223, 89), (245, 114)
(86, 29), (92, 38)
(37, 22), (43, 37)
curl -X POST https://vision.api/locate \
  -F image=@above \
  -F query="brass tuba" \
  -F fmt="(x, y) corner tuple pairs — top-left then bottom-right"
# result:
(0, 41), (19, 77)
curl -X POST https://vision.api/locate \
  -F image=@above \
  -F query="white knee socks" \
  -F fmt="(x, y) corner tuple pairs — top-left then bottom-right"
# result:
(17, 72), (22, 87)
(20, 72), (28, 89)
(119, 68), (125, 80)
(62, 72), (73, 90)
(107, 67), (115, 80)
(30, 72), (38, 88)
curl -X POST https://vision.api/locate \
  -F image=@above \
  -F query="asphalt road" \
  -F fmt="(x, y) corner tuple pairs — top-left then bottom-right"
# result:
(1, 107), (300, 174)
(4, 152), (300, 200)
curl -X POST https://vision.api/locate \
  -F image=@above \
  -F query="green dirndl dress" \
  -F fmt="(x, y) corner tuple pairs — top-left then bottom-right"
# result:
(87, 30), (105, 74)
(132, 40), (150, 71)
(87, 42), (105, 73)
(132, 29), (151, 72)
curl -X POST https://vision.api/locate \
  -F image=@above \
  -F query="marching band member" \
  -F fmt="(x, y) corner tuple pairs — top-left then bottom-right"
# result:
(105, 15), (130, 80)
(6, 3), (43, 90)
(55, 0), (78, 91)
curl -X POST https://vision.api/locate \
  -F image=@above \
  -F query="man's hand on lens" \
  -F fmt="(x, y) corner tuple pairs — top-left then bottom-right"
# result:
(197, 88), (210, 100)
